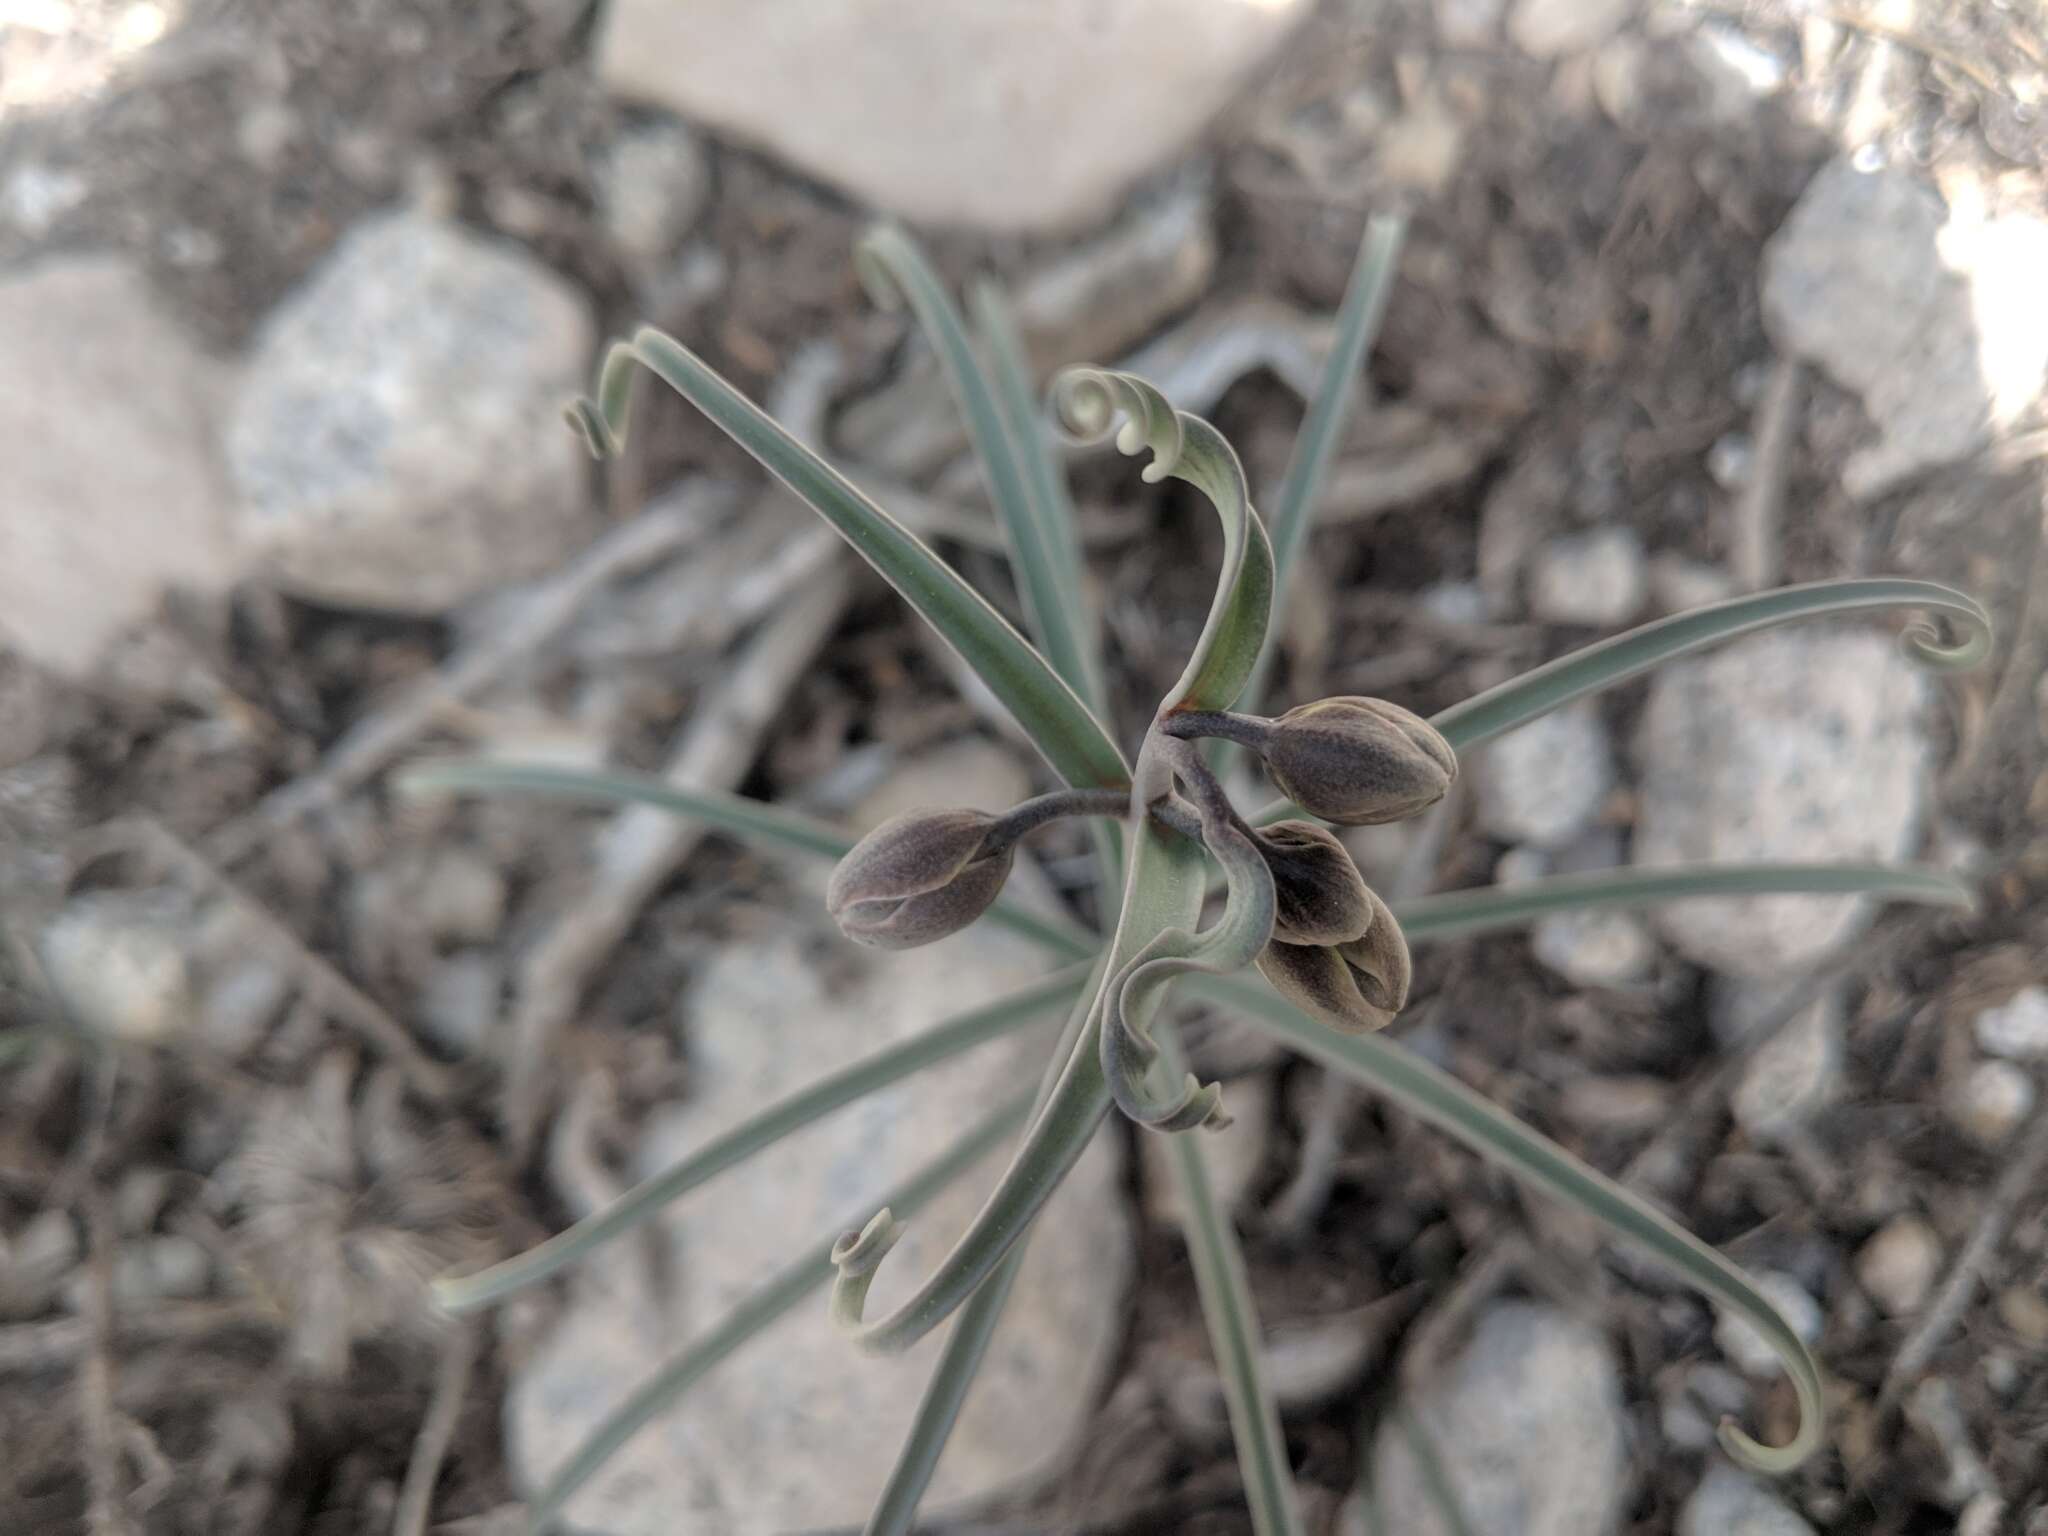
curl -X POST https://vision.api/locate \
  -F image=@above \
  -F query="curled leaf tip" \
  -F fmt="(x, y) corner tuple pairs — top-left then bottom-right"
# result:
(1050, 367), (1186, 482)
(564, 397), (617, 459)
(1717, 1411), (1823, 1476)
(829, 1207), (909, 1351)
(1901, 610), (1993, 671)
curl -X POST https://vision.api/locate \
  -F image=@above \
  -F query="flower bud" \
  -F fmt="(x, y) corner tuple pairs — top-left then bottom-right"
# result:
(826, 808), (1013, 950)
(1256, 820), (1375, 946)
(1255, 886), (1411, 1033)
(1261, 696), (1455, 827)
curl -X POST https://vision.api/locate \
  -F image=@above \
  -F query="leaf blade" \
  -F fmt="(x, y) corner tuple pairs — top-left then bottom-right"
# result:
(855, 226), (1102, 710)
(1157, 1018), (1307, 1536)
(1054, 370), (1276, 714)
(580, 328), (1130, 790)
(1431, 578), (1994, 753)
(1197, 972), (1827, 1474)
(1398, 861), (1974, 942)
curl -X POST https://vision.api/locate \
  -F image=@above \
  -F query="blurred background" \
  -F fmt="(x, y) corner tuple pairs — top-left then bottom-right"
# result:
(2, 1), (2046, 1533)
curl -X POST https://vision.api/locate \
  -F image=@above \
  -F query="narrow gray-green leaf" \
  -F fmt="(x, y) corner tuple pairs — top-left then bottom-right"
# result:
(436, 968), (1087, 1314)
(524, 1091), (1032, 1535)
(862, 950), (1113, 1536)
(392, 758), (1097, 961)
(972, 277), (1101, 706)
(1054, 369), (1275, 714)
(1398, 862), (1974, 942)
(1432, 578), (1993, 753)
(1265, 214), (1405, 643)
(1157, 1018), (1306, 1536)
(574, 329), (1130, 791)
(1198, 972), (1826, 1474)
(854, 225), (1099, 712)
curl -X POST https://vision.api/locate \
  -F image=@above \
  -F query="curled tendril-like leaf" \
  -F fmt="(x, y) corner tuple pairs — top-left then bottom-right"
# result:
(1052, 367), (1275, 715)
(828, 1208), (906, 1335)
(1100, 740), (1276, 1133)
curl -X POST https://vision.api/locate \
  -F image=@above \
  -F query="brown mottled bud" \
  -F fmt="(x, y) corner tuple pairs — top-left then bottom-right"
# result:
(1255, 886), (1411, 1033)
(1262, 696), (1455, 827)
(1256, 820), (1375, 946)
(827, 808), (1013, 950)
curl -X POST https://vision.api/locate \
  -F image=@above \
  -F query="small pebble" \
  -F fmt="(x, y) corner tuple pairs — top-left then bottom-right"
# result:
(1732, 994), (1842, 1141)
(1528, 526), (1649, 627)
(420, 951), (502, 1058)
(63, 1234), (211, 1311)
(1973, 986), (2048, 1060)
(1531, 910), (1656, 987)
(1648, 553), (1736, 615)
(1714, 1270), (1821, 1378)
(1856, 1215), (1941, 1316)
(1680, 1463), (1817, 1536)
(1474, 702), (1615, 850)
(38, 892), (194, 1043)
(1948, 1060), (2034, 1146)
(1494, 844), (1551, 887)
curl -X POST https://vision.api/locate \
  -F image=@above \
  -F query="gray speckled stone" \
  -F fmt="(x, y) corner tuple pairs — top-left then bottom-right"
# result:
(1365, 1302), (1629, 1536)
(1634, 628), (1930, 976)
(1679, 1464), (1816, 1536)
(228, 212), (594, 612)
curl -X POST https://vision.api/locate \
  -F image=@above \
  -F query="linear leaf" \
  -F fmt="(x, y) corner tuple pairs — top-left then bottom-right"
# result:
(862, 951), (1113, 1536)
(1431, 578), (1994, 753)
(436, 968), (1088, 1314)
(1157, 1019), (1306, 1536)
(572, 329), (1130, 791)
(1195, 972), (1827, 1474)
(392, 759), (1097, 960)
(524, 1091), (1033, 1535)
(854, 225), (1100, 712)
(1054, 369), (1275, 714)
(972, 277), (1102, 706)
(1398, 862), (1974, 942)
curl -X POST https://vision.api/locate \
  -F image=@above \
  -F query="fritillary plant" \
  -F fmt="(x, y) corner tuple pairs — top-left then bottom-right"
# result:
(401, 215), (1994, 1535)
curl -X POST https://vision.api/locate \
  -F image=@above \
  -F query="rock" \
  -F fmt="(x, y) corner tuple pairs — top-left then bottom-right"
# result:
(1972, 986), (2048, 1061)
(415, 849), (509, 946)
(1634, 629), (1931, 976)
(1680, 1464), (1816, 1536)
(1494, 844), (1552, 888)
(1474, 702), (1615, 850)
(596, 119), (711, 277)
(1366, 1302), (1629, 1536)
(1, 1210), (79, 1319)
(1948, 1060), (2034, 1146)
(1857, 1215), (1941, 1316)
(594, 0), (1309, 232)
(0, 256), (241, 680)
(1531, 910), (1656, 987)
(1732, 993), (1842, 1140)
(1714, 1270), (1821, 1379)
(507, 794), (1127, 1532)
(228, 212), (595, 612)
(1437, 0), (1505, 48)
(1142, 1073), (1272, 1227)
(419, 952), (502, 1058)
(1648, 553), (1736, 615)
(1528, 527), (1648, 628)
(38, 892), (195, 1044)
(1508, 0), (1636, 59)
(1762, 159), (2048, 499)
(1420, 581), (1490, 627)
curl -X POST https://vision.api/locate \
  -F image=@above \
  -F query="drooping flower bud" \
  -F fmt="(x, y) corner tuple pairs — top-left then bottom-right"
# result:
(1255, 885), (1411, 1033)
(826, 808), (1013, 950)
(1255, 820), (1375, 946)
(1261, 696), (1455, 827)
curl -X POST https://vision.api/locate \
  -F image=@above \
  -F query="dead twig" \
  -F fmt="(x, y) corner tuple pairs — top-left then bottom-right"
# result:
(78, 1194), (134, 1536)
(501, 564), (855, 1157)
(1880, 1096), (2048, 1412)
(1731, 358), (1802, 593)
(0, 1303), (281, 1376)
(391, 1318), (482, 1536)
(206, 494), (722, 865)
